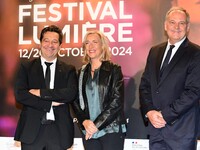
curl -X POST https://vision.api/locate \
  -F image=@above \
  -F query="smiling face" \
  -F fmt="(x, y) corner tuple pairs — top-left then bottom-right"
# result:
(164, 10), (190, 44)
(40, 31), (61, 61)
(84, 33), (103, 62)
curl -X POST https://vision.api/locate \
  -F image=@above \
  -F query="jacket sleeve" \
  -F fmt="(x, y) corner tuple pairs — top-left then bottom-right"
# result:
(94, 65), (125, 130)
(139, 48), (157, 121)
(40, 65), (78, 103)
(71, 97), (89, 129)
(14, 62), (52, 112)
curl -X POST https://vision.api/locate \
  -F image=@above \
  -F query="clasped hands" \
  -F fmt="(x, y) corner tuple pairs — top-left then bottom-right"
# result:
(83, 120), (98, 140)
(146, 110), (166, 128)
(29, 89), (64, 106)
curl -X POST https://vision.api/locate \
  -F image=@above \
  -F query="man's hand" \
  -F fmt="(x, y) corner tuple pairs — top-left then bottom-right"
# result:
(29, 89), (40, 97)
(52, 101), (64, 106)
(146, 110), (166, 128)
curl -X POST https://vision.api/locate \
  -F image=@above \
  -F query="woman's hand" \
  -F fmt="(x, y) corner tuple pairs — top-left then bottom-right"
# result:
(83, 120), (98, 140)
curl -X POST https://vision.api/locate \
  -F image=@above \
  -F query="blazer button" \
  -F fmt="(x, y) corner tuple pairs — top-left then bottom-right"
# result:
(156, 91), (159, 94)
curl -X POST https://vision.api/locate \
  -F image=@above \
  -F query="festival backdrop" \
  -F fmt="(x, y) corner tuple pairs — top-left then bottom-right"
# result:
(0, 0), (199, 138)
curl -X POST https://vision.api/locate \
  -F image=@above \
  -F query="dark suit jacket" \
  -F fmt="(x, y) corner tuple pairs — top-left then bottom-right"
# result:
(139, 38), (200, 140)
(14, 58), (78, 149)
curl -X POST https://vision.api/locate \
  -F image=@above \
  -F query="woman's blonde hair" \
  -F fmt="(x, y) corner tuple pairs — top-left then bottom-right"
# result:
(82, 30), (111, 64)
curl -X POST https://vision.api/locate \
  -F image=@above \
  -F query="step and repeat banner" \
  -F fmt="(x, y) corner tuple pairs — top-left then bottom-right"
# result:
(0, 0), (199, 149)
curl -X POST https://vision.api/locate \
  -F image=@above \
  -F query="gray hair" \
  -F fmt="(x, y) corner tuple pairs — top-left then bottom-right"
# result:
(165, 7), (190, 23)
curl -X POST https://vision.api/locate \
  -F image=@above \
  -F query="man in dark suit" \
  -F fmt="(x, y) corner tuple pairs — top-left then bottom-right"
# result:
(14, 25), (78, 150)
(139, 7), (200, 150)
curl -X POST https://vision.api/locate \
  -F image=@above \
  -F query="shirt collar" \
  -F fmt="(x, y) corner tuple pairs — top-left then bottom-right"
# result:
(167, 36), (186, 48)
(40, 56), (57, 66)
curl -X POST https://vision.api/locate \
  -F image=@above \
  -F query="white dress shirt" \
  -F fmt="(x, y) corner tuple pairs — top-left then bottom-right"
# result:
(160, 37), (186, 69)
(41, 56), (57, 120)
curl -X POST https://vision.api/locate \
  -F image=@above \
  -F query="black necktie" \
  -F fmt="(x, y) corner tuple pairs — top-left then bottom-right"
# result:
(45, 62), (53, 89)
(160, 45), (175, 77)
(41, 62), (53, 124)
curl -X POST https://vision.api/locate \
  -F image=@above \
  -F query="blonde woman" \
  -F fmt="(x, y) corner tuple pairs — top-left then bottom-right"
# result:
(72, 30), (126, 150)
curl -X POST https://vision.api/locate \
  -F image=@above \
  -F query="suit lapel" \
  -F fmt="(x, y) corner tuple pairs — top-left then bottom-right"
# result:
(158, 38), (188, 85)
(54, 60), (62, 88)
(156, 43), (167, 84)
(35, 58), (46, 88)
(98, 61), (110, 103)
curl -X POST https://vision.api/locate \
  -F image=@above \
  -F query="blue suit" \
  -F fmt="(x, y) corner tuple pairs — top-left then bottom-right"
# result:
(139, 38), (200, 150)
